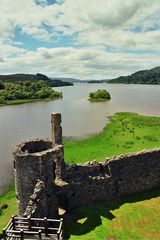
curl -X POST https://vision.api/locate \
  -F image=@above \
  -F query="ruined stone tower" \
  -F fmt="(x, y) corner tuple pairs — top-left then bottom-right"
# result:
(13, 113), (64, 218)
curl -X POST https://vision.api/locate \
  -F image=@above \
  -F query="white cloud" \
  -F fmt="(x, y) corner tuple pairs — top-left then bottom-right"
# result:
(0, 0), (60, 41)
(1, 0), (160, 49)
(55, 0), (160, 50)
(0, 0), (160, 78)
(0, 46), (160, 79)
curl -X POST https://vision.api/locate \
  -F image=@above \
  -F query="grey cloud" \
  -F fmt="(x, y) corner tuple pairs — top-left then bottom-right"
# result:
(89, 1), (141, 28)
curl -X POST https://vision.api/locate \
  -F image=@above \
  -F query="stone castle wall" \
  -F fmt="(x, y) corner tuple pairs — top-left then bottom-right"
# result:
(57, 149), (160, 210)
(13, 112), (160, 218)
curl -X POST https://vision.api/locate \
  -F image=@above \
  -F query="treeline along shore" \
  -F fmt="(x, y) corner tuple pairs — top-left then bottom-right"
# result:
(108, 66), (160, 84)
(0, 73), (73, 105)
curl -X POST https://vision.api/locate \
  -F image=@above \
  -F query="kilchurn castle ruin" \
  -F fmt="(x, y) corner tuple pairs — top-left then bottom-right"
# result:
(3, 113), (160, 239)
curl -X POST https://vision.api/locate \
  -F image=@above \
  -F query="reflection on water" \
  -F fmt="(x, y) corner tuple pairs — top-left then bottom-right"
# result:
(0, 83), (160, 192)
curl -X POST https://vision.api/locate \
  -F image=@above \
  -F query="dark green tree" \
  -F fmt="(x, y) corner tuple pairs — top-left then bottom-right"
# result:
(89, 89), (111, 101)
(0, 81), (5, 90)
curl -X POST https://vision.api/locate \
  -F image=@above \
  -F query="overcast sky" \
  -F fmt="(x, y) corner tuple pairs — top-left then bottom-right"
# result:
(0, 0), (160, 79)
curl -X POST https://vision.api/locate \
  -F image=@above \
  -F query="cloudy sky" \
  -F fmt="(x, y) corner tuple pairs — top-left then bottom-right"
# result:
(0, 0), (160, 79)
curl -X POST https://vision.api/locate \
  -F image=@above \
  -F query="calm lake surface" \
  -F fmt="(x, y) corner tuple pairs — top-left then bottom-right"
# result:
(0, 83), (160, 192)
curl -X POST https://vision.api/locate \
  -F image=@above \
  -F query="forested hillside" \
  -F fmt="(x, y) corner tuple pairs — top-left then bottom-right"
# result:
(108, 67), (160, 84)
(0, 73), (73, 87)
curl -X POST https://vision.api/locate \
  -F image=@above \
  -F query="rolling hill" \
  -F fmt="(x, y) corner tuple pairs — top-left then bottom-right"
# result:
(108, 66), (160, 84)
(0, 73), (73, 87)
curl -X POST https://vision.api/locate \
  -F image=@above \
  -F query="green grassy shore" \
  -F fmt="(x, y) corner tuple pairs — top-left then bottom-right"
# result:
(88, 98), (110, 102)
(0, 96), (62, 106)
(0, 112), (160, 239)
(0, 186), (17, 233)
(64, 112), (160, 164)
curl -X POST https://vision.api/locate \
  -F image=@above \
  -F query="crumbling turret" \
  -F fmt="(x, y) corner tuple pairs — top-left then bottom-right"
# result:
(13, 113), (64, 218)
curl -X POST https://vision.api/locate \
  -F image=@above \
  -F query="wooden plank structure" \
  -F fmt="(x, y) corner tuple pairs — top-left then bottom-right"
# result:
(2, 216), (63, 240)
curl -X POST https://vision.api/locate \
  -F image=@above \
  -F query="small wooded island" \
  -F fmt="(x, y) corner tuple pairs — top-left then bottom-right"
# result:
(88, 89), (111, 102)
(0, 73), (67, 105)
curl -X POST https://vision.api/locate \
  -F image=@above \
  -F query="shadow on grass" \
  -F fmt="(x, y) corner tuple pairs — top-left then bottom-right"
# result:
(64, 187), (160, 239)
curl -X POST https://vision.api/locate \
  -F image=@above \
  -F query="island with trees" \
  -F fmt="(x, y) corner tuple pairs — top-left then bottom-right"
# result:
(0, 78), (62, 105)
(88, 89), (111, 102)
(0, 72), (75, 105)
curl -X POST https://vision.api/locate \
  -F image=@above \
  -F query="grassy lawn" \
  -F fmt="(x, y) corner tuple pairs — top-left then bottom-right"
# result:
(0, 185), (17, 234)
(5, 99), (43, 105)
(65, 188), (160, 240)
(64, 112), (160, 164)
(0, 97), (61, 106)
(0, 112), (160, 239)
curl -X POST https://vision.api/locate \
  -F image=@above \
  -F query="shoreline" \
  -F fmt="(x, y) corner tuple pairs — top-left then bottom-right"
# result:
(0, 96), (62, 107)
(64, 112), (160, 164)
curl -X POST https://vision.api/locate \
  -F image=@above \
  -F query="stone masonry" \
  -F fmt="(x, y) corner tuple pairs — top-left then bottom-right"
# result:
(13, 113), (160, 219)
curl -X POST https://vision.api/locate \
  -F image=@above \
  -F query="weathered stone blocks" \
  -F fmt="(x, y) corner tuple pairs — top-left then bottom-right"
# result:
(51, 112), (62, 145)
(13, 138), (60, 217)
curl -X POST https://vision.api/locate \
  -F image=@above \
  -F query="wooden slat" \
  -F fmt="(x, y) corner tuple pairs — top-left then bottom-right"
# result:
(57, 219), (63, 234)
(31, 217), (61, 222)
(6, 234), (21, 238)
(5, 219), (13, 230)
(5, 216), (63, 239)
(15, 221), (28, 224)
(31, 226), (59, 231)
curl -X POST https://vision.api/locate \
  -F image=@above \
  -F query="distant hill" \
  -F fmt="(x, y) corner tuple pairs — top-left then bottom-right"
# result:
(86, 80), (108, 83)
(51, 77), (109, 84)
(51, 77), (82, 83)
(108, 67), (160, 85)
(0, 73), (73, 87)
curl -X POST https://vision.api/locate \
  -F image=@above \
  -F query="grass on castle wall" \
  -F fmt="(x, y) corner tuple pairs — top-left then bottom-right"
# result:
(0, 112), (160, 238)
(64, 112), (160, 164)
